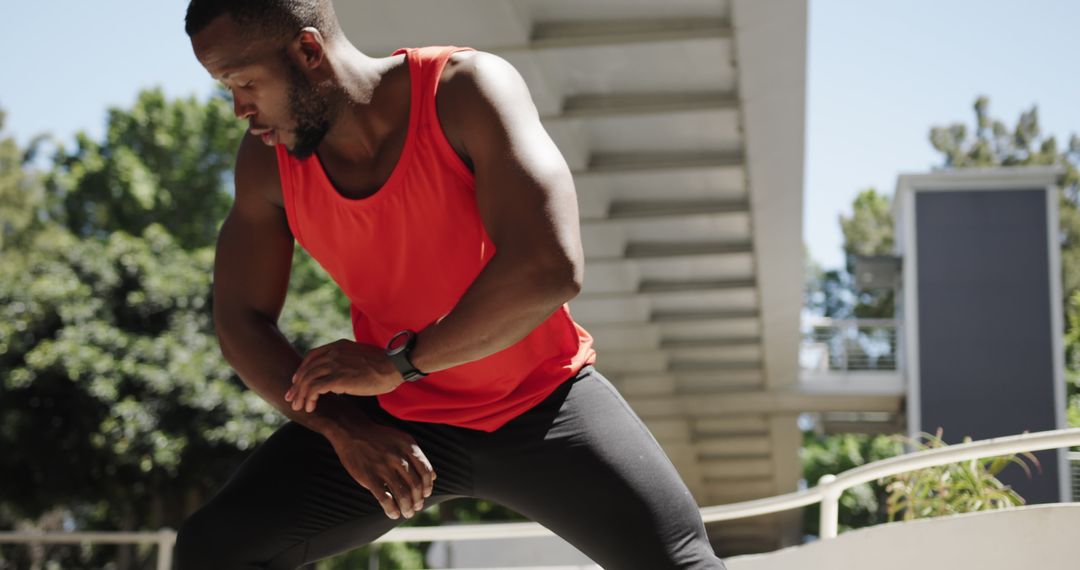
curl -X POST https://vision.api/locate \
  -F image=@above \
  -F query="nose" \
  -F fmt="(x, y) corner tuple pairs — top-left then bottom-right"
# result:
(232, 93), (256, 120)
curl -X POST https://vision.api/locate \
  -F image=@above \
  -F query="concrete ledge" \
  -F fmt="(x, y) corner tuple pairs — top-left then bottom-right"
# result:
(726, 503), (1080, 570)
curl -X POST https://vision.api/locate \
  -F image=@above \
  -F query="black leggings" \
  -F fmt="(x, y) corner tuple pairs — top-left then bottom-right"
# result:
(175, 366), (727, 569)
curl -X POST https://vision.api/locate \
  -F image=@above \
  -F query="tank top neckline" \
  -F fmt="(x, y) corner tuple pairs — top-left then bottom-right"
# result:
(308, 49), (422, 208)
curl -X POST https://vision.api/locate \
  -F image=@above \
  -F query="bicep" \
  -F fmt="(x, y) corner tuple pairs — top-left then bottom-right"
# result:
(213, 136), (293, 325)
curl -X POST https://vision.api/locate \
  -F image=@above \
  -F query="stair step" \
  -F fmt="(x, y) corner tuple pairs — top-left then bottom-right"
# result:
(606, 198), (749, 219)
(626, 240), (753, 259)
(586, 150), (743, 174)
(641, 277), (756, 293)
(561, 90), (739, 118)
(532, 17), (732, 48)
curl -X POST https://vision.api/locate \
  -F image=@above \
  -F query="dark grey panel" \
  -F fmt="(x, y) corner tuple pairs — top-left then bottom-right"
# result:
(915, 189), (1061, 503)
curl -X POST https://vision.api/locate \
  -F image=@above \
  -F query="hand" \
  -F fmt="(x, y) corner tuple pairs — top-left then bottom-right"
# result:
(285, 339), (403, 413)
(328, 420), (436, 520)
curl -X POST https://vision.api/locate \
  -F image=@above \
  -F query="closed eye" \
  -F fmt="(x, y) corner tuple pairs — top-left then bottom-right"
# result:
(216, 80), (254, 90)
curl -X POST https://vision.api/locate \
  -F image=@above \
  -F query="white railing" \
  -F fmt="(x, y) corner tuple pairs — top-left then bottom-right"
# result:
(801, 317), (899, 373)
(0, 529), (176, 570)
(700, 427), (1080, 539)
(3, 428), (1079, 568)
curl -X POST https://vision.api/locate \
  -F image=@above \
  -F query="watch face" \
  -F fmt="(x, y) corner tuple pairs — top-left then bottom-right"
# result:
(387, 330), (412, 355)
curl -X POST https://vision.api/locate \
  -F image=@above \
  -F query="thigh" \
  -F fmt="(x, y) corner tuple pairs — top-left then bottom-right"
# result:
(176, 397), (472, 569)
(471, 368), (727, 570)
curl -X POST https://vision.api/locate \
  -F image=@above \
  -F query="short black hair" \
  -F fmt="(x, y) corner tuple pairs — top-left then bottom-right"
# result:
(185, 0), (342, 41)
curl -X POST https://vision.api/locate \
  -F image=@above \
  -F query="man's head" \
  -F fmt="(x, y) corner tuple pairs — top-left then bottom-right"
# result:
(187, 0), (344, 158)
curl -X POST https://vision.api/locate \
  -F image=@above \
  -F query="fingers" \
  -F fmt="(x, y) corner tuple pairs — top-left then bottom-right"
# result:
(373, 482), (401, 520)
(292, 344), (335, 383)
(381, 448), (437, 519)
(286, 367), (335, 412)
(404, 443), (437, 500)
(385, 471), (417, 519)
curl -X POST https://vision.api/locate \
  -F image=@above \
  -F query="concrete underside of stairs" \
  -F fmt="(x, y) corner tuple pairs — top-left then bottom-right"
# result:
(338, 0), (820, 556)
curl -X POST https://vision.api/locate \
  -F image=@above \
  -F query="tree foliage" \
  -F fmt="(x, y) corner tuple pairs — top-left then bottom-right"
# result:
(44, 88), (245, 250)
(839, 188), (893, 259)
(800, 431), (903, 536)
(0, 93), (347, 568)
(0, 109), (47, 249)
(930, 96), (1080, 303)
(879, 429), (1040, 522)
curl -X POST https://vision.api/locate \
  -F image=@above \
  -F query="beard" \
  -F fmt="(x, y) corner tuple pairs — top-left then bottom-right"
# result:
(283, 58), (333, 159)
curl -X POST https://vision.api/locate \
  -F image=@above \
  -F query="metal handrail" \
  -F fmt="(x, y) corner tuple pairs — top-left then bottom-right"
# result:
(701, 427), (1080, 538)
(0, 529), (176, 570)
(802, 317), (899, 327)
(800, 317), (900, 373)
(3, 427), (1079, 568)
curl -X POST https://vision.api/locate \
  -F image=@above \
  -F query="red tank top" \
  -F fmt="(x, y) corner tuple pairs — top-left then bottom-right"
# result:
(275, 46), (596, 432)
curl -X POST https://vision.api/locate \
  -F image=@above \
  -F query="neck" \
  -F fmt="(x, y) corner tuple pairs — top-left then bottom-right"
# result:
(317, 41), (398, 162)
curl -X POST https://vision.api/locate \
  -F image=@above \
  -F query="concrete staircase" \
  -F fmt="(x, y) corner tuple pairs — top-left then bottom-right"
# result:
(340, 0), (816, 557)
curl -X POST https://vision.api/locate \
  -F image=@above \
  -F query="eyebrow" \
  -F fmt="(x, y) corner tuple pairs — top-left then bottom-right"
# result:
(211, 55), (260, 81)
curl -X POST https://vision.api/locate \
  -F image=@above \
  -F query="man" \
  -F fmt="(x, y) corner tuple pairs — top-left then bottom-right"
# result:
(178, 1), (727, 568)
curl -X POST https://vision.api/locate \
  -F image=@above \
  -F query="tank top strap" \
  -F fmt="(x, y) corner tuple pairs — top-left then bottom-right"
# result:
(393, 45), (475, 119)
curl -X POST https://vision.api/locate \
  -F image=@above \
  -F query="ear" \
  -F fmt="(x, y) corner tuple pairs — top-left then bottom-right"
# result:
(289, 27), (328, 76)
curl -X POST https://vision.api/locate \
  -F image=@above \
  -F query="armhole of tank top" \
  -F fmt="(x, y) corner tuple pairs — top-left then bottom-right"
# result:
(425, 47), (478, 186)
(273, 144), (305, 246)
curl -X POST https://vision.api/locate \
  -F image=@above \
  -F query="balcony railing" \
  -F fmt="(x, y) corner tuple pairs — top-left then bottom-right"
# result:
(3, 428), (1078, 569)
(800, 317), (900, 374)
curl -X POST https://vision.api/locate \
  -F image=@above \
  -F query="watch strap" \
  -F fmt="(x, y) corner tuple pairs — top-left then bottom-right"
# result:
(386, 330), (427, 382)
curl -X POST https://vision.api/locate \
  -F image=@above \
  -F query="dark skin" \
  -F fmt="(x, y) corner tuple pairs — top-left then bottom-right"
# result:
(191, 15), (585, 521)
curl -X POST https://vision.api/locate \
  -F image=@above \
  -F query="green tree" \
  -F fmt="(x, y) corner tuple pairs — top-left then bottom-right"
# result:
(836, 188), (896, 319)
(0, 94), (345, 568)
(0, 109), (47, 249)
(930, 96), (1080, 304)
(839, 188), (893, 259)
(44, 88), (244, 250)
(803, 245), (856, 319)
(800, 431), (904, 536)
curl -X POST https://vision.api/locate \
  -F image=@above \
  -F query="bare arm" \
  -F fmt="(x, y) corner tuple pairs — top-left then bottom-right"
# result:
(408, 51), (584, 373)
(212, 133), (371, 441)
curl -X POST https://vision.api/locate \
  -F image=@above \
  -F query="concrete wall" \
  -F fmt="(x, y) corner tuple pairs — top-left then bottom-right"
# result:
(725, 503), (1080, 570)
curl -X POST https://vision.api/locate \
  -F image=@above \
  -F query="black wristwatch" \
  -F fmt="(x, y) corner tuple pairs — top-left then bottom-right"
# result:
(386, 329), (427, 382)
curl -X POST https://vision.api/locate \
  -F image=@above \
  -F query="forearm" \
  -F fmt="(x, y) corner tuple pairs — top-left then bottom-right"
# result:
(410, 252), (579, 374)
(215, 310), (374, 440)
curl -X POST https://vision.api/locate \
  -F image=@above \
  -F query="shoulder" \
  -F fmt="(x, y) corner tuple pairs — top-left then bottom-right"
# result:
(439, 50), (530, 108)
(436, 50), (538, 157)
(234, 132), (284, 209)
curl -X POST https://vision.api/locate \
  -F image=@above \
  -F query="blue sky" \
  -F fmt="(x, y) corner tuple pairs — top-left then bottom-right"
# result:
(2, 1), (1078, 270)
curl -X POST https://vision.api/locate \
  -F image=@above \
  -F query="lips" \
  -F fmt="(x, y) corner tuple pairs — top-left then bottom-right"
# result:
(249, 127), (276, 145)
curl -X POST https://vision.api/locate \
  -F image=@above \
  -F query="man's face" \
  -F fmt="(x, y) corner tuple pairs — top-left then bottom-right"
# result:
(191, 14), (332, 158)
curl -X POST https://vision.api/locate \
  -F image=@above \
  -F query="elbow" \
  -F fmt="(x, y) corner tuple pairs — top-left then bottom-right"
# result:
(561, 265), (583, 302)
(534, 256), (582, 307)
(212, 306), (254, 364)
(212, 309), (238, 363)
